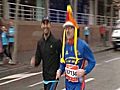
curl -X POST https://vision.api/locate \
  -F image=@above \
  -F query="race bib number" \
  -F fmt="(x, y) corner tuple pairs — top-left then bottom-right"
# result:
(65, 64), (79, 82)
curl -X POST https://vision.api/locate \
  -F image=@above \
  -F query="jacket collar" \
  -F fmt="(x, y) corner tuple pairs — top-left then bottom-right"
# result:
(42, 32), (52, 41)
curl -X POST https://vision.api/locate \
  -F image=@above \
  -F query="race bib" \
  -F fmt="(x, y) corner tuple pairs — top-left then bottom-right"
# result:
(65, 64), (79, 82)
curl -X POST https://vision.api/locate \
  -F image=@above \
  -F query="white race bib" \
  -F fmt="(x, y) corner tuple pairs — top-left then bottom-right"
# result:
(65, 64), (79, 82)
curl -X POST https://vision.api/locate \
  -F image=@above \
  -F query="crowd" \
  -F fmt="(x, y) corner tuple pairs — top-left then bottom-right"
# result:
(0, 20), (15, 65)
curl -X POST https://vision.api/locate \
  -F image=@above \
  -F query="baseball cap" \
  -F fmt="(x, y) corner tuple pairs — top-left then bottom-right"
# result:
(42, 16), (50, 23)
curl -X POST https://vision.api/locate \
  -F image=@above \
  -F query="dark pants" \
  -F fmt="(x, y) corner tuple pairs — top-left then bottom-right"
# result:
(8, 42), (14, 60)
(3, 45), (9, 57)
(100, 34), (106, 46)
(0, 53), (3, 61)
(85, 35), (89, 44)
(44, 82), (58, 90)
(0, 41), (3, 61)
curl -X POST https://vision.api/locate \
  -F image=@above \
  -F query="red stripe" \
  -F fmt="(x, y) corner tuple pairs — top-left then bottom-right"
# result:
(81, 60), (86, 90)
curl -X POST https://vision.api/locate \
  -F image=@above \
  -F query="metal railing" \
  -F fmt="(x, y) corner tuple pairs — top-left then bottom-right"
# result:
(0, 1), (2, 18)
(1, 2), (119, 26)
(48, 8), (66, 23)
(8, 3), (45, 21)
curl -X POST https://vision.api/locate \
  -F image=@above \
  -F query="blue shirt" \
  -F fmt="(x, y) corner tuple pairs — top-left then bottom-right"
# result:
(83, 27), (90, 36)
(8, 26), (15, 43)
(1, 32), (8, 45)
(59, 38), (96, 82)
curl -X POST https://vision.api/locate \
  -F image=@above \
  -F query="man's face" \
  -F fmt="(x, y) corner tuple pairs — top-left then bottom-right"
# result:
(41, 20), (51, 35)
(1, 26), (7, 32)
(65, 26), (74, 39)
(9, 21), (14, 26)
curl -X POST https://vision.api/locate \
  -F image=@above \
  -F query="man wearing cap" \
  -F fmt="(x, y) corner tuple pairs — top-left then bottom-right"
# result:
(31, 17), (61, 90)
(56, 5), (96, 90)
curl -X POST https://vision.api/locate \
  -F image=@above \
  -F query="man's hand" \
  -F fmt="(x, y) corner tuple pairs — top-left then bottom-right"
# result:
(76, 69), (85, 77)
(56, 69), (61, 79)
(30, 56), (35, 67)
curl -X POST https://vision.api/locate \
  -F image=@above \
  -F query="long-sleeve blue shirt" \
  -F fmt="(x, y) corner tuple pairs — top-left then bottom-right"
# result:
(59, 38), (96, 81)
(1, 32), (8, 45)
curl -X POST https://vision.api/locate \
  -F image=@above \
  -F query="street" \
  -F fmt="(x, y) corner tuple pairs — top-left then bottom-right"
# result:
(0, 50), (120, 90)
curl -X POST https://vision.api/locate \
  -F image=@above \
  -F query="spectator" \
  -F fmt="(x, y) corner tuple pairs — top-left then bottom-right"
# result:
(0, 18), (3, 63)
(105, 26), (109, 42)
(8, 21), (15, 64)
(0, 26), (3, 63)
(1, 26), (9, 60)
(99, 24), (107, 46)
(83, 25), (90, 43)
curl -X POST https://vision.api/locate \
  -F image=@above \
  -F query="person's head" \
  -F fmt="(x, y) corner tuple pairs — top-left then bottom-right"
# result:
(63, 21), (75, 40)
(41, 16), (51, 36)
(9, 21), (14, 27)
(1, 26), (7, 32)
(84, 26), (88, 30)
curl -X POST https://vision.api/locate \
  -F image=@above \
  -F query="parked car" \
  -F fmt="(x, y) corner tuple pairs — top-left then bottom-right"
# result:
(111, 19), (120, 50)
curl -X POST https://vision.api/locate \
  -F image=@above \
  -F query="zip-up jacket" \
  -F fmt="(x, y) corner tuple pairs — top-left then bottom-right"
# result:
(35, 33), (61, 81)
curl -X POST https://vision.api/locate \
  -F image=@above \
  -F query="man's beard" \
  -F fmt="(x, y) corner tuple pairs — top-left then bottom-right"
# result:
(44, 28), (49, 36)
(43, 28), (50, 40)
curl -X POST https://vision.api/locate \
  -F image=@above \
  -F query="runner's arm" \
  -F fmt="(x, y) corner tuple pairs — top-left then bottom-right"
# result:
(35, 41), (42, 67)
(83, 43), (96, 75)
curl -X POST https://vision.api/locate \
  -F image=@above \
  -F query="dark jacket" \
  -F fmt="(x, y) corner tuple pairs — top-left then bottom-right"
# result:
(35, 33), (61, 80)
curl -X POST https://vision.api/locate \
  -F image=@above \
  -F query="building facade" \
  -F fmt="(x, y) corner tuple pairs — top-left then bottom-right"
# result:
(0, 0), (119, 26)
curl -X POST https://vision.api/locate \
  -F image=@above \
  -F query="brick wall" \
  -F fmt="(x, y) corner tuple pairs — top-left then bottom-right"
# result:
(17, 22), (64, 52)
(17, 22), (101, 52)
(2, 20), (112, 63)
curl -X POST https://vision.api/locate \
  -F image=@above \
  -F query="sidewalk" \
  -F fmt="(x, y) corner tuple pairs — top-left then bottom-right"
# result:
(90, 41), (113, 53)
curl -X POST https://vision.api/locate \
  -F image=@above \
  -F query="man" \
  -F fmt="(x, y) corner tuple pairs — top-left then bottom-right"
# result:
(56, 5), (96, 90)
(83, 25), (90, 44)
(1, 26), (9, 61)
(0, 28), (3, 63)
(8, 21), (15, 64)
(31, 17), (61, 90)
(0, 19), (3, 63)
(99, 24), (107, 46)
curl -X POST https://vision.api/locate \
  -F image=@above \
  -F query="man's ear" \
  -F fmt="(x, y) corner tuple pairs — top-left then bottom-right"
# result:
(41, 23), (44, 28)
(48, 23), (51, 28)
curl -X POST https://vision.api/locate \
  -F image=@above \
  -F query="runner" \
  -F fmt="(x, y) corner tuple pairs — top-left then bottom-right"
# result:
(31, 16), (61, 90)
(56, 5), (96, 90)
